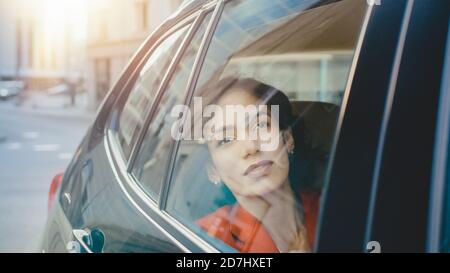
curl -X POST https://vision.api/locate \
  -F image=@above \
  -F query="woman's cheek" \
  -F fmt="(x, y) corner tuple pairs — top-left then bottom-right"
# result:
(215, 153), (236, 172)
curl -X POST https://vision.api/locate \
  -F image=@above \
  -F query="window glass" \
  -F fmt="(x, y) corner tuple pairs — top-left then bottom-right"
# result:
(116, 24), (190, 159)
(165, 0), (368, 252)
(131, 14), (212, 201)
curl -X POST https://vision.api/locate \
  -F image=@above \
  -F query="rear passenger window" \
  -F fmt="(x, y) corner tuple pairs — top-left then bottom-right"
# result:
(115, 24), (190, 159)
(164, 0), (368, 252)
(130, 14), (213, 202)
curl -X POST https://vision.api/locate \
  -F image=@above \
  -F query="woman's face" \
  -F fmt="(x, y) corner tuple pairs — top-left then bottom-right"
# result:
(205, 87), (294, 197)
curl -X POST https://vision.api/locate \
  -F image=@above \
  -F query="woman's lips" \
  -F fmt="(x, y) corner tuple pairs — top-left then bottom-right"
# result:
(244, 160), (274, 178)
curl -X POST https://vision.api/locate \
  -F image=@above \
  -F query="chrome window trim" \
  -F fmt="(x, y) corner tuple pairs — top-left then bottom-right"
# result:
(427, 20), (450, 252)
(125, 12), (206, 191)
(124, 4), (218, 204)
(109, 6), (206, 163)
(110, 17), (200, 204)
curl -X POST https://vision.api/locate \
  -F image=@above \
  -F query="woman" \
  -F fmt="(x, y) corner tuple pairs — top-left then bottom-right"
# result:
(196, 77), (321, 253)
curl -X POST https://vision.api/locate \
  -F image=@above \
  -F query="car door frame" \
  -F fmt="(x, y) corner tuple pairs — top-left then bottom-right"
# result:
(316, 0), (414, 252)
(362, 0), (449, 253)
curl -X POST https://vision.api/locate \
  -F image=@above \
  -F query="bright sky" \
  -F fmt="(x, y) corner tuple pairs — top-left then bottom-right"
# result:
(16, 0), (95, 42)
(43, 0), (88, 42)
(13, 0), (110, 70)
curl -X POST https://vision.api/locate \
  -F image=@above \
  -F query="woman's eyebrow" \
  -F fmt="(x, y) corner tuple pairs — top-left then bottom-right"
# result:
(218, 111), (270, 131)
(210, 108), (271, 134)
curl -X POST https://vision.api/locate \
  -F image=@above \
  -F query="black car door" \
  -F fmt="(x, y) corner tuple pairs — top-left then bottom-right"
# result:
(316, 0), (412, 252)
(318, 0), (449, 253)
(364, 0), (449, 253)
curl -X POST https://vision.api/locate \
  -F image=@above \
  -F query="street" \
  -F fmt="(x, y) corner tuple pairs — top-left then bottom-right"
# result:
(0, 104), (91, 252)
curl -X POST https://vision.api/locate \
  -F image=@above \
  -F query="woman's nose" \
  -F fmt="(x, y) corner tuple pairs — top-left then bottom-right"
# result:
(241, 139), (259, 159)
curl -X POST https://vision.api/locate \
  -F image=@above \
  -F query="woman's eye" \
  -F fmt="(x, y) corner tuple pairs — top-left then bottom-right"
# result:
(257, 122), (269, 129)
(218, 137), (234, 146)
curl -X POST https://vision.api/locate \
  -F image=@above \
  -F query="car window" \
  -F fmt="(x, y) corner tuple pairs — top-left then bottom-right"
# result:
(164, 0), (368, 252)
(115, 24), (191, 160)
(130, 13), (213, 202)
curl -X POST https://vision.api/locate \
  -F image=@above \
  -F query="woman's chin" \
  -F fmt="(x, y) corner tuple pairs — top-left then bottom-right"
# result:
(242, 178), (284, 197)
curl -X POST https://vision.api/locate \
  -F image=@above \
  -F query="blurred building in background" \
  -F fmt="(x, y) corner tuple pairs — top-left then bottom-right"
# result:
(0, 1), (21, 81)
(86, 0), (183, 109)
(0, 0), (183, 110)
(0, 0), (86, 90)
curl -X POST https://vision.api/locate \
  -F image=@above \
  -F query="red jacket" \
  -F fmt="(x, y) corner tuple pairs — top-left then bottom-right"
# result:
(197, 191), (321, 253)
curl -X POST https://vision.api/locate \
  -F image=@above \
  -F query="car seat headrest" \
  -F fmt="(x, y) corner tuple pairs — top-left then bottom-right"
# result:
(289, 101), (340, 189)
